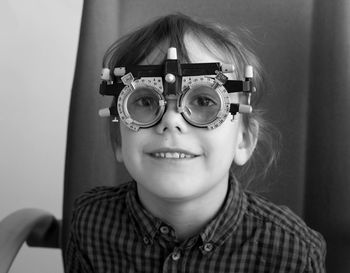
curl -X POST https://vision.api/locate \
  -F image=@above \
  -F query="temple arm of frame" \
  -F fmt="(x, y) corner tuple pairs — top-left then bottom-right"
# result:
(225, 80), (252, 93)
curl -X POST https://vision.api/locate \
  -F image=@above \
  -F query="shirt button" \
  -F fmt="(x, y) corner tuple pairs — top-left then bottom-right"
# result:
(160, 226), (170, 234)
(203, 242), (213, 252)
(143, 236), (150, 245)
(172, 251), (181, 261)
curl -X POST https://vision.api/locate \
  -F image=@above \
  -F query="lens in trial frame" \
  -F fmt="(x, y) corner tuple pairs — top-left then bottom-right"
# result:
(180, 85), (223, 127)
(125, 87), (164, 126)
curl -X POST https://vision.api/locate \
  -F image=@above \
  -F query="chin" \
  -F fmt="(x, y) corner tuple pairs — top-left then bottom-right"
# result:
(144, 175), (202, 200)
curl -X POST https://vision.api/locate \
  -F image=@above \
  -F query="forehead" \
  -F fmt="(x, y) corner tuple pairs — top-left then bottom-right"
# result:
(138, 33), (236, 80)
(139, 33), (224, 64)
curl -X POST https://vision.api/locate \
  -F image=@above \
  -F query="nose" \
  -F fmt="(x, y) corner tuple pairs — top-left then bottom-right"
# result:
(155, 99), (189, 134)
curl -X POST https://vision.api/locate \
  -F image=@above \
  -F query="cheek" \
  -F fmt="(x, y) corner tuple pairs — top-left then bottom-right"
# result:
(119, 128), (145, 179)
(218, 115), (241, 140)
(119, 126), (140, 160)
(204, 117), (241, 158)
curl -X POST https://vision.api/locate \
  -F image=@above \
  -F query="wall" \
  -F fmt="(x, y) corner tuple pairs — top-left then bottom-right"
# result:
(0, 1), (82, 272)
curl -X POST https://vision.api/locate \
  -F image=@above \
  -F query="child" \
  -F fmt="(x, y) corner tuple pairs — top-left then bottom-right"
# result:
(65, 14), (326, 272)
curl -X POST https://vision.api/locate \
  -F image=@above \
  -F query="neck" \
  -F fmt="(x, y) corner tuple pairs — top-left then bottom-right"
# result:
(137, 179), (229, 241)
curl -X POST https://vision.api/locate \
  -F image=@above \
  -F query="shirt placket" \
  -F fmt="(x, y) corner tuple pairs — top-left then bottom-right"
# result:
(162, 246), (183, 273)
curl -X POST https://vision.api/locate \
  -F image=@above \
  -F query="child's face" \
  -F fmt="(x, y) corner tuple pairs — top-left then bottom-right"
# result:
(116, 34), (253, 202)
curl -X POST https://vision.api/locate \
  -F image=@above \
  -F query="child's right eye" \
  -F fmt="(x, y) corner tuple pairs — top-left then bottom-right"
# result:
(133, 96), (158, 107)
(128, 87), (160, 109)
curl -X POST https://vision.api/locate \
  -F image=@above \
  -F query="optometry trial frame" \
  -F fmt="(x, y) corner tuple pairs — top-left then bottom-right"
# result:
(99, 47), (255, 131)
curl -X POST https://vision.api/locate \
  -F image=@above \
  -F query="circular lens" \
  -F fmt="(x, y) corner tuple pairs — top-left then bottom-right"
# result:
(126, 87), (163, 125)
(182, 85), (222, 126)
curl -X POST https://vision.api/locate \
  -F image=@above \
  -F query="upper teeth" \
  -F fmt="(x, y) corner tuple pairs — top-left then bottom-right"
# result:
(153, 152), (194, 159)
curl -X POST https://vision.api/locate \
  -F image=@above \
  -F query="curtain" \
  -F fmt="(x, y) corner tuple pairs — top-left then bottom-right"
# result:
(305, 0), (350, 271)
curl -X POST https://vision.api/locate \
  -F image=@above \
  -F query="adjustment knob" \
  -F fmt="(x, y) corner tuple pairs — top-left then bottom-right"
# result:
(165, 73), (176, 83)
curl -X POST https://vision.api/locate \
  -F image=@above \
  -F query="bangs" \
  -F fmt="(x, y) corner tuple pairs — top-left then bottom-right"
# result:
(138, 38), (191, 65)
(103, 14), (193, 67)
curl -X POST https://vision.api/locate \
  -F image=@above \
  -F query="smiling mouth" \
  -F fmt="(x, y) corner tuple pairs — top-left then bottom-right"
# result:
(150, 152), (197, 159)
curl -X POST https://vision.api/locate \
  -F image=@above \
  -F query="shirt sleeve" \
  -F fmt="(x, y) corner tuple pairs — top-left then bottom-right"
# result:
(64, 217), (94, 273)
(307, 234), (327, 272)
(64, 231), (87, 273)
(64, 188), (100, 272)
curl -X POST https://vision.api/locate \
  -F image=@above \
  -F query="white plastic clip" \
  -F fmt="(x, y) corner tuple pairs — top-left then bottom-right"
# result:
(238, 104), (252, 114)
(167, 47), (177, 60)
(98, 108), (111, 117)
(99, 108), (119, 122)
(221, 63), (235, 73)
(114, 67), (126, 76)
(101, 68), (111, 81)
(245, 65), (253, 78)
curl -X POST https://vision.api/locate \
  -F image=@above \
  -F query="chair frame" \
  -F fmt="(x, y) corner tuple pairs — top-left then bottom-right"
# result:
(0, 209), (60, 273)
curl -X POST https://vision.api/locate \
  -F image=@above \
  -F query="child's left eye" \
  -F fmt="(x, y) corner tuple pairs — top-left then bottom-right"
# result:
(191, 96), (217, 107)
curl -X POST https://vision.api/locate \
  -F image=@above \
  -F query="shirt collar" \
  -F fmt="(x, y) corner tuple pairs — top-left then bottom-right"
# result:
(199, 175), (247, 250)
(126, 175), (247, 248)
(126, 181), (163, 244)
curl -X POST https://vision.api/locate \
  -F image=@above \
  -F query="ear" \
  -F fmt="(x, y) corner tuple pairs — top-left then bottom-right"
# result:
(233, 119), (259, 166)
(114, 145), (124, 163)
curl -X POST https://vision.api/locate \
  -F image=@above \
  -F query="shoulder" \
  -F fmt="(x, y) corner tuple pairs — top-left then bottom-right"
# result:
(244, 191), (326, 262)
(68, 182), (135, 252)
(73, 181), (133, 213)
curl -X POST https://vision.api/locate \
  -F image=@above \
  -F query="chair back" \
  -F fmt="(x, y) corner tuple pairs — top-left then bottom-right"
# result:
(62, 0), (130, 256)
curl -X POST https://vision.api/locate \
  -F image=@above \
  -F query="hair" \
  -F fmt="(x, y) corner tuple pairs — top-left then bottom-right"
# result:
(103, 13), (280, 189)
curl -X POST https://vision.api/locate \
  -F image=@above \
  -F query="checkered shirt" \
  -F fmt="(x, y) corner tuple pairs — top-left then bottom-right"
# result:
(65, 178), (326, 272)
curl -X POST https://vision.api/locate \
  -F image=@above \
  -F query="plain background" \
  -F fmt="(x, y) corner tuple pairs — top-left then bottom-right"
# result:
(0, 1), (83, 272)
